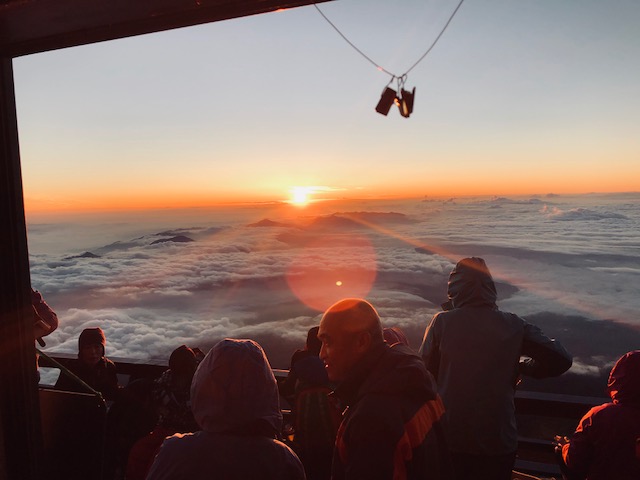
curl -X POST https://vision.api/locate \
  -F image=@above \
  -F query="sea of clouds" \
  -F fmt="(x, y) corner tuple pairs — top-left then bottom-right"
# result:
(28, 193), (640, 394)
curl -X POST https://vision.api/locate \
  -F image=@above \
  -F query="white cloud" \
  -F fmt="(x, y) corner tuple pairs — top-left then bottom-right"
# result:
(29, 194), (640, 372)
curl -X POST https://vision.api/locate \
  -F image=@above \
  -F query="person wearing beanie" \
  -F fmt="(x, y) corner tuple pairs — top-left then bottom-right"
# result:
(55, 326), (119, 401)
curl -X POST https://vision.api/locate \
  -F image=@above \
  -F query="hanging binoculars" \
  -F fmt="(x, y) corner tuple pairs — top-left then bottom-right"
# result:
(375, 80), (416, 118)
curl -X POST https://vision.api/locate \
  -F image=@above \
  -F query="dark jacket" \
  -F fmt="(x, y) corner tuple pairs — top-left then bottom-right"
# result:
(332, 342), (452, 480)
(562, 350), (640, 479)
(419, 257), (572, 454)
(280, 349), (330, 401)
(146, 339), (305, 480)
(55, 357), (119, 400)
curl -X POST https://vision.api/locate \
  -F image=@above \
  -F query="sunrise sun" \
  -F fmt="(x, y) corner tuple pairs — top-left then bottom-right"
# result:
(290, 186), (313, 206)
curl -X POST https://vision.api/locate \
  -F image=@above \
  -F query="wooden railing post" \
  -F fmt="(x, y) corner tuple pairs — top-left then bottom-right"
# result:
(0, 56), (42, 480)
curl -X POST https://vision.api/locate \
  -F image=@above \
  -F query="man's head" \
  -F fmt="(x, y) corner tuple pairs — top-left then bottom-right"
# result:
(318, 298), (384, 383)
(78, 327), (106, 367)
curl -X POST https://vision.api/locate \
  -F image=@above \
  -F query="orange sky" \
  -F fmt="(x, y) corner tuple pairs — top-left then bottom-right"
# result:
(14, 1), (640, 215)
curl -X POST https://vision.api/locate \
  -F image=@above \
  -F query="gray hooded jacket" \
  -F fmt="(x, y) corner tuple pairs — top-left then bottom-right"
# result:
(419, 257), (572, 455)
(146, 338), (305, 480)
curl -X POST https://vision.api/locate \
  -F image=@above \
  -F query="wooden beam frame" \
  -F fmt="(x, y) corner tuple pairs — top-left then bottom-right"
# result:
(0, 55), (42, 480)
(0, 0), (331, 57)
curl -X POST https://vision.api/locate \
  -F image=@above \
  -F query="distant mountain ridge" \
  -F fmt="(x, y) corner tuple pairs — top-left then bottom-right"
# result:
(246, 218), (293, 228)
(150, 235), (195, 245)
(63, 251), (100, 260)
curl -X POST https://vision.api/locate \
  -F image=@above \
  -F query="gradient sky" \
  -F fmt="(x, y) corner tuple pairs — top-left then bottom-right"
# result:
(13, 0), (640, 213)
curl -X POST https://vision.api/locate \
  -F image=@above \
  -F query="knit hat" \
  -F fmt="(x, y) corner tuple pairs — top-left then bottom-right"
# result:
(78, 327), (106, 356)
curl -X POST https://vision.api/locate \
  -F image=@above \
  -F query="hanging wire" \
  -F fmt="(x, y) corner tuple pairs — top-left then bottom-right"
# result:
(313, 3), (395, 78)
(313, 0), (465, 79)
(404, 0), (465, 75)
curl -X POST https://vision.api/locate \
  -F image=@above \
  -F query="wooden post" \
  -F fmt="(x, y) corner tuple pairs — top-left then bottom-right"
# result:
(0, 56), (42, 480)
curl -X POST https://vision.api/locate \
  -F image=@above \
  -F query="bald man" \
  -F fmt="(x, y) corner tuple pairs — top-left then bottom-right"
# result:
(318, 298), (452, 480)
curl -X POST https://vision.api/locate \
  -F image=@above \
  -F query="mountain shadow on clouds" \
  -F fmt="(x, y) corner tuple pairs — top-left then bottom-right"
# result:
(309, 212), (414, 230)
(436, 243), (640, 269)
(519, 312), (640, 397)
(276, 212), (415, 246)
(374, 269), (519, 308)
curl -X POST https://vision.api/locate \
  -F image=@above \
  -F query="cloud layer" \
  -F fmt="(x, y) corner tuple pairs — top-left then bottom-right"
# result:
(29, 193), (640, 381)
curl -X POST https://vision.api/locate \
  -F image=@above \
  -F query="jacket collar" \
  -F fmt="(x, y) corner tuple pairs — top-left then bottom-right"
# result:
(334, 343), (388, 407)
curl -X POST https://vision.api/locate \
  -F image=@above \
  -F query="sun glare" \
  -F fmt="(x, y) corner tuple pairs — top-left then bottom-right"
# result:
(290, 186), (313, 206)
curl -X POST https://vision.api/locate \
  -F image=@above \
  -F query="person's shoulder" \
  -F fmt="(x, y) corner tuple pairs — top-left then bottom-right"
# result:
(158, 431), (200, 451)
(290, 349), (310, 364)
(575, 402), (617, 428)
(65, 357), (82, 368)
(264, 438), (306, 479)
(586, 401), (617, 418)
(363, 347), (436, 401)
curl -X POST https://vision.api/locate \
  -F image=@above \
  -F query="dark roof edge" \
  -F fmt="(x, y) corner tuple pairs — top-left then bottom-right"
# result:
(0, 0), (332, 57)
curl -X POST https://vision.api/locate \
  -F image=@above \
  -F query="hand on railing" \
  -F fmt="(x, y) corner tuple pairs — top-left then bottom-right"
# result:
(553, 435), (575, 480)
(554, 435), (569, 454)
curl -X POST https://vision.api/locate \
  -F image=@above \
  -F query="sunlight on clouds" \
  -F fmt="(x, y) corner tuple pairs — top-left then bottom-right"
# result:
(28, 193), (640, 370)
(287, 186), (340, 206)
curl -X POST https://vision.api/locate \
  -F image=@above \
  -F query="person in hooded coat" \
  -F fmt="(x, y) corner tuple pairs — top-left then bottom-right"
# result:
(559, 350), (640, 480)
(419, 257), (573, 480)
(146, 338), (306, 480)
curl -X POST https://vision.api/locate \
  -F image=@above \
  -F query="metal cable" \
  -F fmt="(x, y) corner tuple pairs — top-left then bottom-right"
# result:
(314, 0), (465, 79)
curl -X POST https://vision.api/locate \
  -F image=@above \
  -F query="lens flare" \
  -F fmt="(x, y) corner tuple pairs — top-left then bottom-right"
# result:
(285, 234), (377, 311)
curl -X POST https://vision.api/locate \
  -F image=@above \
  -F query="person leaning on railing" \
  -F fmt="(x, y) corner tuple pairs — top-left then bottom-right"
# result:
(419, 257), (573, 480)
(54, 327), (120, 401)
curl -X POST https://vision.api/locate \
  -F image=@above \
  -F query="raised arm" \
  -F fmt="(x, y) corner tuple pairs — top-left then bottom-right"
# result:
(520, 322), (572, 378)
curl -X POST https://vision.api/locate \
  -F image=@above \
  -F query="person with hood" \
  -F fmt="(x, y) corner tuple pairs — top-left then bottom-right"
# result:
(419, 257), (573, 480)
(318, 298), (452, 480)
(146, 338), (306, 480)
(558, 350), (640, 479)
(55, 326), (119, 400)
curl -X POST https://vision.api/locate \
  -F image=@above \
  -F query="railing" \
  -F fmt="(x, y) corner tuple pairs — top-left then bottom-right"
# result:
(513, 390), (607, 477)
(40, 354), (606, 479)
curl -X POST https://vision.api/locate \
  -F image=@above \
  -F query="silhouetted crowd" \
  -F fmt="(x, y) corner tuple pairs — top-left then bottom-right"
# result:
(40, 257), (640, 480)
